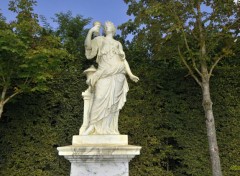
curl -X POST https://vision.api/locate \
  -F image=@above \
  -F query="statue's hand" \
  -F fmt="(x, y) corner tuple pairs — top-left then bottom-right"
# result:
(130, 74), (139, 83)
(90, 25), (100, 34)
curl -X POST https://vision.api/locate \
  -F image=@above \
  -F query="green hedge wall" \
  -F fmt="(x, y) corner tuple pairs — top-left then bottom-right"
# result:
(0, 71), (86, 176)
(0, 63), (240, 176)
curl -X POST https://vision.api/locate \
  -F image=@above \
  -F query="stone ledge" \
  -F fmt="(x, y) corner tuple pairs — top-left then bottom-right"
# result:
(64, 155), (137, 163)
(72, 135), (128, 145)
(57, 144), (141, 156)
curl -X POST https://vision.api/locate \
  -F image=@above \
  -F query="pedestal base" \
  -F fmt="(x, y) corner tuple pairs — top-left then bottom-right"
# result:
(57, 135), (141, 176)
(71, 161), (128, 176)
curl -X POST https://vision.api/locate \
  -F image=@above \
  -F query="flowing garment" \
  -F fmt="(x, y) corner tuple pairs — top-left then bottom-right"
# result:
(85, 36), (129, 134)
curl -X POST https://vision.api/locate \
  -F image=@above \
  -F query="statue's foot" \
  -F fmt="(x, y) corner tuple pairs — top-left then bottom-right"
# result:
(79, 126), (87, 135)
(81, 125), (94, 135)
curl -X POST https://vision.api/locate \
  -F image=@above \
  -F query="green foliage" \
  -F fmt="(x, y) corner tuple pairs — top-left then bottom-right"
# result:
(0, 1), (239, 176)
(211, 69), (240, 176)
(122, 63), (240, 176)
(121, 1), (240, 175)
(120, 0), (239, 70)
(9, 0), (40, 40)
(0, 29), (27, 82)
(0, 72), (86, 176)
(53, 11), (92, 70)
(1, 61), (240, 175)
(0, 9), (93, 174)
(0, 0), (68, 118)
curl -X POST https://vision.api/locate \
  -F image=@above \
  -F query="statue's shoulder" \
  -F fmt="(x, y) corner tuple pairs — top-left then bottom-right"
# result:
(93, 36), (104, 41)
(92, 36), (104, 46)
(116, 40), (122, 45)
(115, 40), (123, 49)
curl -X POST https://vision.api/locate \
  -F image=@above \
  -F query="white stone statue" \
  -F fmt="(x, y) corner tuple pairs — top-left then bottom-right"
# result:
(79, 21), (139, 135)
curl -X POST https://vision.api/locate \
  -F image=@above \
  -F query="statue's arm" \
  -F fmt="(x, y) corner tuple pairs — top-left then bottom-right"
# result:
(124, 60), (139, 82)
(118, 42), (139, 83)
(124, 59), (133, 76)
(84, 27), (100, 59)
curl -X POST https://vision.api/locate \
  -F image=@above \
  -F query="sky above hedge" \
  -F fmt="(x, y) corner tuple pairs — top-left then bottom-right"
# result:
(0, 0), (131, 34)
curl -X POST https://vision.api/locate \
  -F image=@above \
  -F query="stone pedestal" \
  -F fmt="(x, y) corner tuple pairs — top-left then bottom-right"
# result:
(57, 135), (141, 176)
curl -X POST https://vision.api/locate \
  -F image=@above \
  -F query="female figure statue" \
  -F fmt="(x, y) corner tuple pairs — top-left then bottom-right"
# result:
(82, 21), (139, 135)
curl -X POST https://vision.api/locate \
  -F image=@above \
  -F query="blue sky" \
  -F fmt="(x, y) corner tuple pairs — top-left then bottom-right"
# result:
(0, 0), (131, 34)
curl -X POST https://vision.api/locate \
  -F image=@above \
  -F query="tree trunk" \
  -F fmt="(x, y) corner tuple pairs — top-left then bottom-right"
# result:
(202, 77), (222, 176)
(197, 1), (222, 172)
(0, 101), (4, 119)
(0, 86), (7, 119)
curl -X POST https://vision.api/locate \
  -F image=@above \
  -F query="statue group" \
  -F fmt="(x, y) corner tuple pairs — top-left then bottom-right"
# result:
(80, 21), (139, 135)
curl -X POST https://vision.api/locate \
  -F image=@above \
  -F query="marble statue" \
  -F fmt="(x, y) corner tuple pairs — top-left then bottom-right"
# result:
(58, 21), (142, 176)
(79, 21), (139, 135)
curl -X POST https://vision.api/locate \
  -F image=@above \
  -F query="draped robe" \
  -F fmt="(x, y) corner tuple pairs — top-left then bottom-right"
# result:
(85, 36), (129, 134)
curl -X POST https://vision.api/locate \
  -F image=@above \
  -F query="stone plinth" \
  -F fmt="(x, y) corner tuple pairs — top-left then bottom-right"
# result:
(72, 135), (128, 145)
(57, 135), (141, 176)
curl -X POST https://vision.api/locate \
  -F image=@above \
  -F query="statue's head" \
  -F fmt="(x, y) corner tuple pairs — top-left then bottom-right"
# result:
(104, 21), (116, 36)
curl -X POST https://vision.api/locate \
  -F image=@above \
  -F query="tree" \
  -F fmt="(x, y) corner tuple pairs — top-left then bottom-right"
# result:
(121, 0), (239, 175)
(53, 11), (91, 71)
(0, 0), (68, 119)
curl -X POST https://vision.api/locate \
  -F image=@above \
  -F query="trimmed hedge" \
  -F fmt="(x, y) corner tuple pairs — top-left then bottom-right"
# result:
(0, 62), (240, 176)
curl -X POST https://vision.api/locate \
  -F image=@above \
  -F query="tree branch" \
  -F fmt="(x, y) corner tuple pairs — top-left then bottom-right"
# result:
(1, 86), (7, 101)
(209, 38), (236, 77)
(209, 56), (224, 77)
(181, 29), (191, 51)
(178, 45), (202, 87)
(181, 29), (203, 77)
(3, 90), (22, 105)
(0, 66), (6, 83)
(192, 58), (202, 77)
(24, 76), (30, 85)
(171, 4), (203, 78)
(191, 30), (199, 41)
(1, 75), (6, 83)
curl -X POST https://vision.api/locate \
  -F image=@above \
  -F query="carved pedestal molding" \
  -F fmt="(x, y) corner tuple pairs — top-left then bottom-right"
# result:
(57, 135), (141, 176)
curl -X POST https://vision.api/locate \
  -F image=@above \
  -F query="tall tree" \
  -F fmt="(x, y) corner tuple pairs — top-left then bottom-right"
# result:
(0, 0), (68, 119)
(121, 0), (239, 175)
